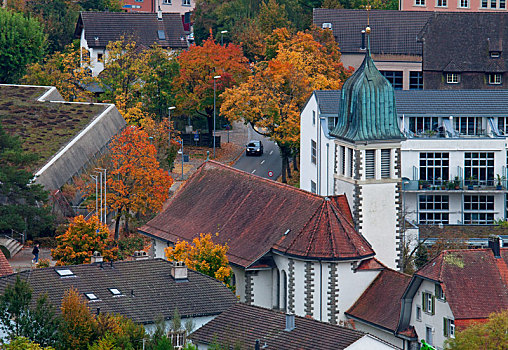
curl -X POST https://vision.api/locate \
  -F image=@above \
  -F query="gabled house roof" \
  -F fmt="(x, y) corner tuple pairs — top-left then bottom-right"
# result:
(139, 161), (374, 268)
(419, 13), (508, 73)
(190, 303), (371, 350)
(404, 249), (508, 322)
(0, 259), (236, 324)
(75, 12), (188, 49)
(0, 251), (13, 277)
(346, 269), (412, 337)
(313, 9), (432, 56)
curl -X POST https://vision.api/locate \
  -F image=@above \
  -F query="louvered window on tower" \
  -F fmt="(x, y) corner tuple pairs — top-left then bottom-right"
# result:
(365, 150), (375, 179)
(349, 148), (354, 177)
(340, 146), (346, 175)
(381, 149), (391, 179)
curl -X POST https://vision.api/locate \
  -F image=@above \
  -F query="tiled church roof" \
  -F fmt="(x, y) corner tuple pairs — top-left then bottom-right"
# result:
(139, 162), (374, 267)
(0, 251), (13, 277)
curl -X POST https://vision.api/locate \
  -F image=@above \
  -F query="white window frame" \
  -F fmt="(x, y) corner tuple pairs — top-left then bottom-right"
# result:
(422, 291), (435, 314)
(446, 73), (459, 84)
(414, 0), (426, 5)
(312, 110), (316, 126)
(416, 306), (422, 321)
(183, 0), (191, 5)
(419, 195), (450, 225)
(458, 0), (469, 7)
(409, 117), (439, 135)
(163, 0), (171, 3)
(464, 195), (495, 225)
(488, 73), (502, 85)
(455, 117), (482, 136)
(497, 117), (508, 134)
(310, 180), (317, 194)
(436, 0), (447, 6)
(464, 152), (494, 185)
(311, 140), (317, 165)
(444, 318), (455, 338)
(419, 152), (449, 183)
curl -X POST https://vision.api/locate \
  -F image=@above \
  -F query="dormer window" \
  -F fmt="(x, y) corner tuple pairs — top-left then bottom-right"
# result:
(488, 73), (502, 85)
(435, 284), (445, 300)
(446, 73), (459, 84)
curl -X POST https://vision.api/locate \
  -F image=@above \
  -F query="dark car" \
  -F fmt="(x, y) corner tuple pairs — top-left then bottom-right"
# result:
(246, 140), (263, 156)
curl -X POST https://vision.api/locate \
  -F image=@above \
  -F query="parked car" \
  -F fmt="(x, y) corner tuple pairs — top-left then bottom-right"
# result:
(246, 140), (263, 156)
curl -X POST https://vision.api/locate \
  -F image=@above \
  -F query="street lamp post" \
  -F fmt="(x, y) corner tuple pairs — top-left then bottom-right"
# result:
(220, 30), (228, 46)
(213, 75), (221, 159)
(168, 106), (176, 176)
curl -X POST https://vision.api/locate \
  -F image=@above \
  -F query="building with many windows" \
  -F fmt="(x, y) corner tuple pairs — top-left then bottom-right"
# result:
(400, 0), (507, 12)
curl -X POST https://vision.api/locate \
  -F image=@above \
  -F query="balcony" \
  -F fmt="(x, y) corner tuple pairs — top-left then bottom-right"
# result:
(402, 179), (508, 192)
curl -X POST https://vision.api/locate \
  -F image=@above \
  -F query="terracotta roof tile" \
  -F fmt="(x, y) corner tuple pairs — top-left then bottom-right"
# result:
(139, 162), (374, 267)
(0, 251), (13, 277)
(416, 249), (508, 320)
(190, 303), (366, 350)
(346, 269), (411, 332)
(0, 259), (236, 324)
(356, 258), (386, 271)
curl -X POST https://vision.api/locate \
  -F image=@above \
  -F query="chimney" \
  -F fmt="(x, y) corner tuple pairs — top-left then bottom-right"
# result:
(157, 6), (162, 20)
(91, 251), (103, 264)
(255, 340), (260, 350)
(284, 313), (295, 332)
(96, 307), (100, 315)
(171, 261), (188, 281)
(360, 30), (366, 51)
(133, 250), (149, 261)
(488, 236), (501, 258)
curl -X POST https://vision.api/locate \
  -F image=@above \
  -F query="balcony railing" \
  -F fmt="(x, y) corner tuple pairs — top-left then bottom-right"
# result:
(402, 179), (507, 191)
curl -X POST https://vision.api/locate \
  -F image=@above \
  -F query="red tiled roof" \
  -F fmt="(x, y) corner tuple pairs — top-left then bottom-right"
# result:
(356, 257), (386, 271)
(190, 303), (366, 350)
(416, 249), (508, 320)
(0, 251), (13, 277)
(139, 161), (374, 267)
(346, 269), (411, 333)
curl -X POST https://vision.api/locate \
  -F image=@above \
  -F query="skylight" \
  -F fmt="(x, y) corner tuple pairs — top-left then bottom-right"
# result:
(109, 288), (121, 296)
(157, 30), (166, 40)
(56, 269), (74, 277)
(85, 293), (98, 301)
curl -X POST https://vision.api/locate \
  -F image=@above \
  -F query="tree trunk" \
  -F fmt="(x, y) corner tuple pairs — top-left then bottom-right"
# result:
(281, 156), (288, 183)
(292, 152), (299, 172)
(286, 155), (292, 179)
(114, 215), (121, 241)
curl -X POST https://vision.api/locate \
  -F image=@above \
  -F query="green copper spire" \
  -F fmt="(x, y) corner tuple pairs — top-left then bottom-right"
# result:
(330, 49), (404, 143)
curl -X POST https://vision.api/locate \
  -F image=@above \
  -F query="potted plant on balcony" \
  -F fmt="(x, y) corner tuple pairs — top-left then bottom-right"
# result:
(467, 176), (476, 190)
(496, 174), (505, 190)
(447, 181), (455, 190)
(453, 176), (460, 190)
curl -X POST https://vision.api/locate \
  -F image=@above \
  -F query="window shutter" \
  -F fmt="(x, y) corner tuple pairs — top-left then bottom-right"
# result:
(365, 150), (375, 179)
(381, 149), (391, 178)
(431, 296), (436, 315)
(422, 292), (426, 311)
(443, 318), (448, 337)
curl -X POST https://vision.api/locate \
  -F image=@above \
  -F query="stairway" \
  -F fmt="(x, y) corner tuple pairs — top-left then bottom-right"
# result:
(0, 237), (23, 258)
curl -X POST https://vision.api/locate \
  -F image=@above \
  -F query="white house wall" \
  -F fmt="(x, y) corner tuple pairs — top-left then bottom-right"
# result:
(410, 279), (455, 350)
(152, 238), (170, 259)
(251, 269), (273, 309)
(344, 332), (402, 350)
(143, 315), (216, 335)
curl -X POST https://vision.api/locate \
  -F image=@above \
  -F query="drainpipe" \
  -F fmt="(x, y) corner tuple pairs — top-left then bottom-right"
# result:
(326, 143), (330, 195)
(317, 111), (320, 194)
(319, 260), (323, 321)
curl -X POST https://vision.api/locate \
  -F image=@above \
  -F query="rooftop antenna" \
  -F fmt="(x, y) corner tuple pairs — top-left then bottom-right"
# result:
(365, 5), (371, 53)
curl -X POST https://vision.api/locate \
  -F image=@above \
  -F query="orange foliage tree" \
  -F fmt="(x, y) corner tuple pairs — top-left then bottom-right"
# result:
(172, 35), (250, 140)
(107, 126), (173, 239)
(165, 233), (232, 287)
(59, 288), (96, 350)
(51, 215), (118, 266)
(221, 28), (352, 182)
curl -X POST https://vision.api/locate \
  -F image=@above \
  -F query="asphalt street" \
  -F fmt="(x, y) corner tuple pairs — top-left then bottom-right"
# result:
(233, 129), (281, 180)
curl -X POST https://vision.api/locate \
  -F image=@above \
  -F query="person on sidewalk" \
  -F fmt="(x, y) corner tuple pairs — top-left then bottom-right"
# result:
(32, 244), (39, 264)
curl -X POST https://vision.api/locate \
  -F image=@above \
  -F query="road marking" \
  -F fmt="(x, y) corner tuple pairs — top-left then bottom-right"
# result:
(252, 169), (256, 174)
(260, 160), (265, 164)
(269, 150), (273, 155)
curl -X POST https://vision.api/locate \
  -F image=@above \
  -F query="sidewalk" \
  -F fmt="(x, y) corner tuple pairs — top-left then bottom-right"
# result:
(8, 247), (56, 273)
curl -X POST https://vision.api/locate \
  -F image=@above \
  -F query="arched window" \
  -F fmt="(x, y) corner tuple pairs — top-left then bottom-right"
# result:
(275, 269), (280, 309)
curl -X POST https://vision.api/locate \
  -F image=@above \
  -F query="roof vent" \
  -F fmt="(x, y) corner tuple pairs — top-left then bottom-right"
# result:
(322, 22), (332, 30)
(171, 261), (188, 281)
(94, 36), (99, 41)
(91, 251), (103, 264)
(133, 250), (149, 261)
(285, 313), (295, 332)
(360, 30), (366, 51)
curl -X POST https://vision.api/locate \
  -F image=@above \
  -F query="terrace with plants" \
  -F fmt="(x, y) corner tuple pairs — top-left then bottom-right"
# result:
(0, 85), (106, 171)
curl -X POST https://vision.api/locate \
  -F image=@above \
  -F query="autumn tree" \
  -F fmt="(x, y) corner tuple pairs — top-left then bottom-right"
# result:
(165, 233), (232, 286)
(173, 35), (250, 141)
(59, 288), (96, 350)
(445, 310), (508, 349)
(104, 126), (172, 239)
(0, 8), (46, 83)
(51, 215), (118, 266)
(1, 337), (55, 350)
(221, 28), (352, 182)
(23, 41), (93, 102)
(92, 313), (145, 349)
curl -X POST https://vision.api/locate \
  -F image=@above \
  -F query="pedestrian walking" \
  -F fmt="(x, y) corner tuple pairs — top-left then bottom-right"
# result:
(32, 244), (39, 264)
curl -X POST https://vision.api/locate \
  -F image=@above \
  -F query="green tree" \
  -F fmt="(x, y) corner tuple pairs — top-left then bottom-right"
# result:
(1, 336), (55, 350)
(0, 8), (46, 83)
(78, 0), (123, 11)
(0, 277), (60, 347)
(25, 0), (80, 53)
(445, 310), (508, 349)
(0, 123), (53, 239)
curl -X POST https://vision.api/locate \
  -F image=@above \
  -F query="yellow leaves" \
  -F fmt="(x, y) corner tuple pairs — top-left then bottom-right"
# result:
(165, 233), (232, 286)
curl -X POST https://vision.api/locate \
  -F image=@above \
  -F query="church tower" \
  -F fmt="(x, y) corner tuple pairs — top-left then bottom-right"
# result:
(330, 26), (405, 269)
